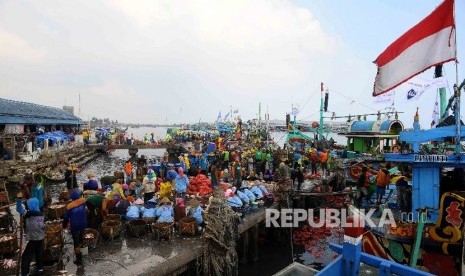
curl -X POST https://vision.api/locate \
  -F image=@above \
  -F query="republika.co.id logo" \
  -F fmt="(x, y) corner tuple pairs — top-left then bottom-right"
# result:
(265, 208), (397, 228)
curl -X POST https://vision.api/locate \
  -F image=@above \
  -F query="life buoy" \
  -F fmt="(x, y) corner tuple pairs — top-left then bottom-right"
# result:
(349, 166), (362, 180)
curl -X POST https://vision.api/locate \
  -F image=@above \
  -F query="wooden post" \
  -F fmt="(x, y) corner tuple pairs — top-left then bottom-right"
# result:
(13, 137), (16, 161)
(240, 231), (249, 265)
(16, 215), (23, 276)
(251, 225), (259, 263)
(409, 210), (427, 268)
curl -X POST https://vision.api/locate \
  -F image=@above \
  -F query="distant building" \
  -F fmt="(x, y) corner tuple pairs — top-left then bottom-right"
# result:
(63, 105), (74, 115)
(0, 98), (82, 134)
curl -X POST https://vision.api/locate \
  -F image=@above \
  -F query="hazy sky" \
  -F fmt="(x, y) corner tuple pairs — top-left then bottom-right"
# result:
(0, 0), (464, 128)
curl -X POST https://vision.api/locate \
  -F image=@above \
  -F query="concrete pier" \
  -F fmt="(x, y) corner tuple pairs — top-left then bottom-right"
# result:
(0, 206), (272, 276)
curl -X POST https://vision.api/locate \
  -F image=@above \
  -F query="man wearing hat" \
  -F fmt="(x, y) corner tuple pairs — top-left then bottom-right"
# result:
(392, 171), (410, 212)
(20, 170), (34, 200)
(63, 189), (87, 265)
(126, 198), (144, 221)
(84, 172), (99, 191)
(188, 198), (204, 230)
(278, 159), (290, 183)
(166, 166), (178, 184)
(174, 198), (186, 224)
(86, 192), (105, 229)
(232, 158), (242, 189)
(175, 167), (189, 197)
(16, 193), (45, 276)
(142, 169), (157, 203)
(210, 161), (219, 189)
(65, 163), (78, 191)
(156, 197), (174, 223)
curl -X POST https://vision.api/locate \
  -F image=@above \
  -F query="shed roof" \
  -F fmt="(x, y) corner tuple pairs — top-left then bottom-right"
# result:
(347, 119), (403, 134)
(380, 120), (403, 132)
(350, 121), (375, 132)
(0, 98), (82, 125)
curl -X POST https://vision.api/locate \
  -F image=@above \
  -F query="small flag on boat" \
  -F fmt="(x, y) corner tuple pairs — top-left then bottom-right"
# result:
(403, 77), (447, 101)
(372, 0), (456, 96)
(216, 111), (222, 123)
(223, 112), (230, 122)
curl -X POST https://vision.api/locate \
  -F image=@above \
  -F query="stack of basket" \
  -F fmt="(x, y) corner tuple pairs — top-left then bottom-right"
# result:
(45, 223), (63, 247)
(82, 228), (100, 249)
(59, 190), (69, 202)
(0, 193), (17, 256)
(102, 215), (122, 239)
(0, 209), (13, 234)
(0, 233), (17, 256)
(179, 217), (197, 236)
(128, 219), (147, 238)
(103, 214), (121, 222)
(152, 222), (174, 241)
(43, 222), (64, 262)
(47, 203), (67, 221)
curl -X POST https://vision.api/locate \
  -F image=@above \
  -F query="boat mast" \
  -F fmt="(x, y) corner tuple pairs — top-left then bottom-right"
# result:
(435, 65), (448, 122)
(319, 82), (324, 140)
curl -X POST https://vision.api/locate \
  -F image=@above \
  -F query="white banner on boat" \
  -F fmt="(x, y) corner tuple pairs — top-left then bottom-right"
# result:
(373, 90), (395, 105)
(403, 76), (447, 102)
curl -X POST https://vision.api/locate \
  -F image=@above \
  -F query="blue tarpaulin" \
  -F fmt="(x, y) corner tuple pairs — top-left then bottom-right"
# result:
(36, 131), (69, 147)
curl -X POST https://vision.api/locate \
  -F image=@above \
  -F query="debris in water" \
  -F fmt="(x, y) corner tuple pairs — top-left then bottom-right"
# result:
(0, 235), (14, 242)
(2, 259), (17, 269)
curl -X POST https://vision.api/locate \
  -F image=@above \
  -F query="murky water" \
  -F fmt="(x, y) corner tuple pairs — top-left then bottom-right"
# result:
(7, 149), (166, 202)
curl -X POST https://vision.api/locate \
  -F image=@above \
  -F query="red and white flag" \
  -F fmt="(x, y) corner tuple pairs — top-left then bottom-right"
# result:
(373, 0), (456, 96)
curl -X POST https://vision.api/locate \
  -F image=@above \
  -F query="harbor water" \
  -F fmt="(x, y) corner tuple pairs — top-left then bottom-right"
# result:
(5, 126), (347, 275)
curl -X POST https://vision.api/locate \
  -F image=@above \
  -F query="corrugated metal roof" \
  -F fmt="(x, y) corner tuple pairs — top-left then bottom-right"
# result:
(350, 121), (375, 132)
(0, 98), (82, 125)
(380, 120), (403, 132)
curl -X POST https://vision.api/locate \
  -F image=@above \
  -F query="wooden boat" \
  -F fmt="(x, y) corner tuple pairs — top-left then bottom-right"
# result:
(359, 0), (465, 273)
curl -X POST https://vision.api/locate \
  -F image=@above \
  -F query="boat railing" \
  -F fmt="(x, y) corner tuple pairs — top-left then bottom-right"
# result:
(316, 216), (434, 276)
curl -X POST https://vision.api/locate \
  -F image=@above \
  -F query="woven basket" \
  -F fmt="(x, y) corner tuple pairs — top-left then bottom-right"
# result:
(153, 222), (174, 240)
(114, 171), (124, 180)
(103, 214), (121, 222)
(45, 224), (63, 247)
(0, 233), (17, 255)
(142, 217), (156, 224)
(82, 228), (100, 248)
(0, 191), (9, 204)
(179, 217), (197, 236)
(102, 220), (122, 239)
(0, 211), (11, 230)
(47, 203), (67, 220)
(128, 219), (147, 237)
(59, 191), (69, 202)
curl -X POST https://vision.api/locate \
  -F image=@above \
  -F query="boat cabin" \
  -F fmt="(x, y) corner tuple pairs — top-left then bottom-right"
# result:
(340, 119), (404, 154)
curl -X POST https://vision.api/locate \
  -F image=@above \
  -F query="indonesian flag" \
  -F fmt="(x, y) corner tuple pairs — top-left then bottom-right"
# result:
(373, 0), (456, 96)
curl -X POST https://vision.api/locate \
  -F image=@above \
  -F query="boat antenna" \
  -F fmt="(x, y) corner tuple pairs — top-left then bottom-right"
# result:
(318, 82), (324, 140)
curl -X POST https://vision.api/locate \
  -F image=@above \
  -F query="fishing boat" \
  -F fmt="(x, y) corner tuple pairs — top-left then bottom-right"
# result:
(285, 82), (346, 151)
(357, 0), (465, 275)
(338, 110), (404, 157)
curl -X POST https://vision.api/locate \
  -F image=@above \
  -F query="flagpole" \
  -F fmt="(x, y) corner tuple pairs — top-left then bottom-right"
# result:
(453, 0), (460, 153)
(454, 0), (458, 85)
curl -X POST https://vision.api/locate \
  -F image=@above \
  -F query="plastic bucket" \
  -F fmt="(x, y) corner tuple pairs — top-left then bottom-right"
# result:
(80, 246), (88, 256)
